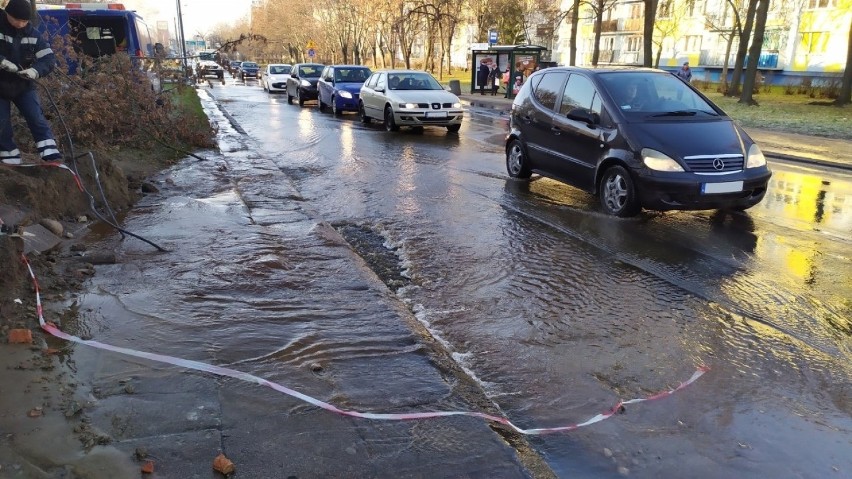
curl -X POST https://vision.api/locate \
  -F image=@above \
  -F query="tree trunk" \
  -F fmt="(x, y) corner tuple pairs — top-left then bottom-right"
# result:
(592, 0), (604, 66)
(720, 29), (735, 93)
(836, 18), (852, 106)
(729, 0), (758, 97)
(643, 0), (658, 67)
(569, 0), (580, 66)
(655, 42), (663, 68)
(739, 0), (770, 105)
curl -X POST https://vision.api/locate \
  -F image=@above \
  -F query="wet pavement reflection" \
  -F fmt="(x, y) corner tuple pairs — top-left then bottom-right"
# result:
(72, 79), (852, 478)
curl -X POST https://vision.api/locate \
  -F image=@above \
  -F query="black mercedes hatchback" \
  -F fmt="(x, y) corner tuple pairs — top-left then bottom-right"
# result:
(505, 67), (772, 217)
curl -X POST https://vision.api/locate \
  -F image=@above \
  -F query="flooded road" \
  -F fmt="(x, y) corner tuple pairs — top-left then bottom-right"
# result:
(71, 78), (851, 478)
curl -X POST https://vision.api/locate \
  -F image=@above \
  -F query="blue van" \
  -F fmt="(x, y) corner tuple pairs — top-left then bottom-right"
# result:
(35, 3), (155, 68)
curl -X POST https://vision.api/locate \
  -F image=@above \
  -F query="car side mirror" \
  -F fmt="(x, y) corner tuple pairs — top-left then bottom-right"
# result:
(566, 108), (600, 127)
(374, 86), (385, 92)
(291, 73), (297, 78)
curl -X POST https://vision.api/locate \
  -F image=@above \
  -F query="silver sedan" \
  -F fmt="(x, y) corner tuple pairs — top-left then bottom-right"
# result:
(359, 70), (463, 133)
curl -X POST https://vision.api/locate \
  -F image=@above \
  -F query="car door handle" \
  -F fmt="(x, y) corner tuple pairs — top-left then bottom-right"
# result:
(550, 126), (561, 136)
(521, 115), (532, 124)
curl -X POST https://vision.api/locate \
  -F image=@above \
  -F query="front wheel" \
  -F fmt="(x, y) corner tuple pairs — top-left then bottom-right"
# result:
(332, 97), (341, 116)
(359, 102), (371, 124)
(446, 124), (461, 133)
(318, 98), (327, 112)
(297, 90), (305, 107)
(599, 165), (641, 217)
(384, 106), (399, 131)
(506, 139), (532, 179)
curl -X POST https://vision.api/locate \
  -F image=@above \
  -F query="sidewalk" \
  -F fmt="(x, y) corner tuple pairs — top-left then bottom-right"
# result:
(458, 92), (852, 171)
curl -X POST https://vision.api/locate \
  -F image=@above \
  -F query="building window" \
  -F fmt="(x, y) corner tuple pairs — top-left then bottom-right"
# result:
(627, 36), (642, 52)
(659, 0), (672, 17)
(800, 32), (829, 53)
(630, 3), (643, 18)
(684, 35), (702, 52)
(806, 0), (836, 8)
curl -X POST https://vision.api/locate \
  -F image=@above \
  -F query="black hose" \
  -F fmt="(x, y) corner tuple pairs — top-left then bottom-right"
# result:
(36, 81), (170, 252)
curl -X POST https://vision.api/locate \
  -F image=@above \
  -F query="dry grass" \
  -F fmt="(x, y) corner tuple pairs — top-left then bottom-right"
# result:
(707, 91), (852, 140)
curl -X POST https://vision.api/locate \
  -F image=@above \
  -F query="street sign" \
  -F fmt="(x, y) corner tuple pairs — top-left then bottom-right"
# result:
(306, 40), (317, 50)
(308, 48), (316, 58)
(488, 30), (498, 45)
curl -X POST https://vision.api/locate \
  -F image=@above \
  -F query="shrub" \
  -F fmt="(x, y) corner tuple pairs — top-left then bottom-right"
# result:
(13, 35), (215, 159)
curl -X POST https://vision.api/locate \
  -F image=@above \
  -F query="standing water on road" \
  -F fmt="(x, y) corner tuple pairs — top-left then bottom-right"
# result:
(65, 82), (852, 478)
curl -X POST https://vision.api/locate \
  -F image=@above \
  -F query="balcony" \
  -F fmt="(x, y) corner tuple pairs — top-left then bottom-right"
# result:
(622, 18), (642, 32)
(596, 19), (619, 33)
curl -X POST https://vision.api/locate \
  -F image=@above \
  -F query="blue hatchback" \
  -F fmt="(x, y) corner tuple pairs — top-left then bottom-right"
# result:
(317, 65), (372, 115)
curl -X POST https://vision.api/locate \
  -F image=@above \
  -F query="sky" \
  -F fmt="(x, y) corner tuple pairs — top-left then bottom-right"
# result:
(121, 0), (253, 38)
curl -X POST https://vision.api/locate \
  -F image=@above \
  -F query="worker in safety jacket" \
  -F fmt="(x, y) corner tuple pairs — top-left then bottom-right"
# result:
(0, 0), (62, 165)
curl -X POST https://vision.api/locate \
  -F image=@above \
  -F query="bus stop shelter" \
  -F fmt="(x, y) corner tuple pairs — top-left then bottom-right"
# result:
(469, 45), (548, 99)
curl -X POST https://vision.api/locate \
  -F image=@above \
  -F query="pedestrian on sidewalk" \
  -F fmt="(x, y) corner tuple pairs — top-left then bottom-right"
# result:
(0, 0), (62, 165)
(477, 59), (489, 95)
(676, 61), (692, 83)
(487, 63), (500, 96)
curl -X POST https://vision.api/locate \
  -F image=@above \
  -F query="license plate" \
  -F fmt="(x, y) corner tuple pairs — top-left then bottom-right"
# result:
(425, 111), (447, 118)
(702, 181), (744, 194)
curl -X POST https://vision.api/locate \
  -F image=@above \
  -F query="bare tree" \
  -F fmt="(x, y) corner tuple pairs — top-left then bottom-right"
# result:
(642, 0), (658, 67)
(739, 0), (770, 105)
(569, 0), (581, 66)
(727, 0), (757, 96)
(587, 0), (619, 66)
(703, 0), (746, 94)
(652, 0), (689, 68)
(837, 17), (852, 106)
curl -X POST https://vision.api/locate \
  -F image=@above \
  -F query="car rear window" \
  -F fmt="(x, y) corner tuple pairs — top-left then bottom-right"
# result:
(299, 65), (322, 77)
(533, 72), (568, 112)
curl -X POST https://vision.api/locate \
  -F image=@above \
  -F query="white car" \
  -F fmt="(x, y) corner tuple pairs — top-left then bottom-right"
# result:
(359, 70), (463, 133)
(262, 63), (292, 92)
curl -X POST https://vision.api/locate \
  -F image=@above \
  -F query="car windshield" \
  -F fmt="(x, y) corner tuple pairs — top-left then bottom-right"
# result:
(242, 62), (258, 68)
(334, 67), (371, 83)
(270, 65), (290, 74)
(599, 72), (719, 116)
(299, 65), (322, 77)
(387, 73), (443, 90)
(199, 51), (215, 61)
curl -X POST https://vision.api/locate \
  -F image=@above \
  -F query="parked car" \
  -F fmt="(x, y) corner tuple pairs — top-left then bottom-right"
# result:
(262, 63), (292, 93)
(505, 66), (772, 217)
(359, 70), (463, 133)
(286, 63), (324, 107)
(317, 65), (372, 115)
(195, 50), (224, 81)
(228, 60), (242, 76)
(239, 61), (260, 80)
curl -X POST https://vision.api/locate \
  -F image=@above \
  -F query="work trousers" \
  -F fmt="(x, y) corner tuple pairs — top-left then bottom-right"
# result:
(0, 88), (60, 162)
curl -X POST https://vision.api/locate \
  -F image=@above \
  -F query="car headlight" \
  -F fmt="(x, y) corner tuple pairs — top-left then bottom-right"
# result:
(641, 148), (684, 172)
(399, 103), (418, 109)
(300, 79), (311, 87)
(339, 91), (353, 99)
(746, 143), (766, 168)
(453, 102), (462, 109)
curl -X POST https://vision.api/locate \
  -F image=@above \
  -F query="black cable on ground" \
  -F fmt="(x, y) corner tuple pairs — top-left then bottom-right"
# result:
(37, 81), (170, 252)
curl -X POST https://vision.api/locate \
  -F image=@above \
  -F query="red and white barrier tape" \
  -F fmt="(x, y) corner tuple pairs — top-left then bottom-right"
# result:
(2, 161), (84, 191)
(20, 253), (708, 435)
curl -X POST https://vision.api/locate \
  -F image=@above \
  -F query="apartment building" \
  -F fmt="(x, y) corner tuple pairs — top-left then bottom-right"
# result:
(549, 0), (850, 83)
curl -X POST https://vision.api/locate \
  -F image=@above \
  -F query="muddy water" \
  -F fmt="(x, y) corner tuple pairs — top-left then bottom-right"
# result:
(75, 83), (852, 478)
